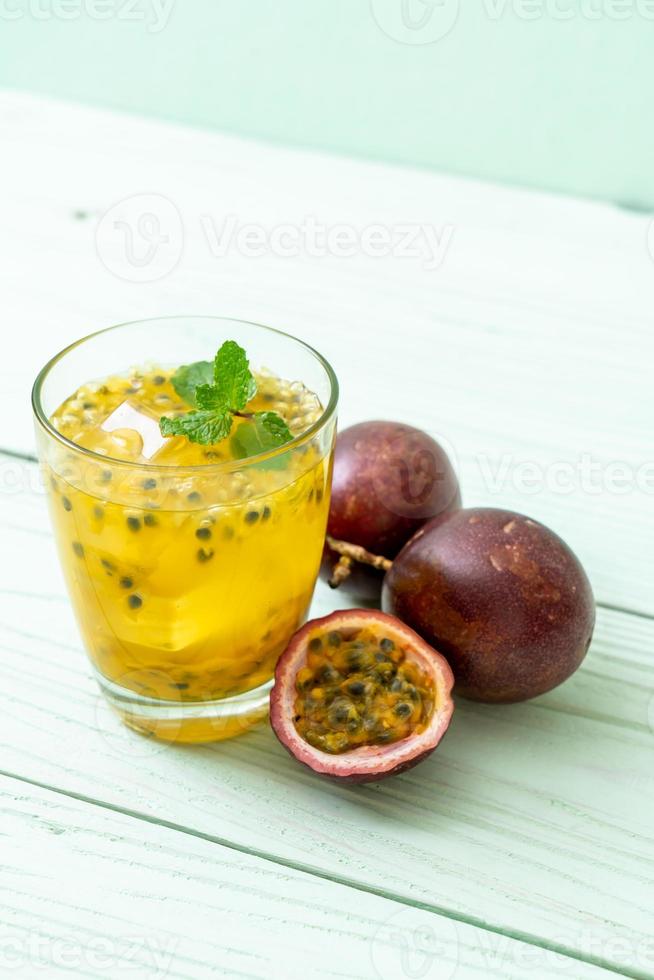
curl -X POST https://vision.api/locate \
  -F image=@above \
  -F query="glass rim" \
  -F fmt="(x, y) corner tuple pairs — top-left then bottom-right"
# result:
(31, 315), (339, 474)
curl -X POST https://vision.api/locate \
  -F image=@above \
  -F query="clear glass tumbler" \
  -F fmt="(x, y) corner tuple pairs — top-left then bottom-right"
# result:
(32, 317), (338, 743)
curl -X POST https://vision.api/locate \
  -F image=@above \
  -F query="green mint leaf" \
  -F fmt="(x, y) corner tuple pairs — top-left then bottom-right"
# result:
(254, 411), (293, 445)
(213, 341), (257, 412)
(230, 411), (293, 469)
(160, 410), (233, 445)
(160, 339), (269, 447)
(195, 384), (225, 410)
(171, 361), (214, 407)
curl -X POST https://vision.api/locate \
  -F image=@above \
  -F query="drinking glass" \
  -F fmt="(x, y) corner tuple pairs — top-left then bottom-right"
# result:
(32, 317), (338, 742)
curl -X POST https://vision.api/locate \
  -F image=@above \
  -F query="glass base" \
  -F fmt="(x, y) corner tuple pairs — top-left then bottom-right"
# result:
(95, 670), (272, 744)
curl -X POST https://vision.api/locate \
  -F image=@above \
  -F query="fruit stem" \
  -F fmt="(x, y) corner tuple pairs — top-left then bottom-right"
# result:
(326, 536), (393, 577)
(328, 554), (353, 589)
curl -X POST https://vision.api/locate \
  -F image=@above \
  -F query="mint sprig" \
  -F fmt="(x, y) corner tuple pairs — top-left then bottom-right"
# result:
(171, 361), (213, 407)
(160, 341), (293, 455)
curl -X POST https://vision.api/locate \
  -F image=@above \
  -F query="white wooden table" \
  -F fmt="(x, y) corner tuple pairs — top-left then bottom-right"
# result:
(1, 91), (653, 980)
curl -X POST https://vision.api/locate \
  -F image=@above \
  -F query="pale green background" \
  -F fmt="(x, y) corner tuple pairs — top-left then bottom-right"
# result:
(1, 0), (653, 207)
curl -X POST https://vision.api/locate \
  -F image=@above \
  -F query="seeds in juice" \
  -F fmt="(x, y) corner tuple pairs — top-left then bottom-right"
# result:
(46, 367), (331, 710)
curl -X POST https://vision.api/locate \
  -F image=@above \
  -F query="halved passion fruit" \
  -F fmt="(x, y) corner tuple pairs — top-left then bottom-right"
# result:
(270, 610), (454, 783)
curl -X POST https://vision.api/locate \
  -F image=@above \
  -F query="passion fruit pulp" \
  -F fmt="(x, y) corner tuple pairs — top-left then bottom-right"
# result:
(270, 610), (454, 782)
(321, 421), (461, 598)
(383, 507), (595, 703)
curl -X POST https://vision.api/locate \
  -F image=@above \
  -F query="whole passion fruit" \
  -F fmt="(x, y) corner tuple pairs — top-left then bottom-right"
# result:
(383, 508), (595, 704)
(321, 421), (461, 598)
(270, 609), (454, 782)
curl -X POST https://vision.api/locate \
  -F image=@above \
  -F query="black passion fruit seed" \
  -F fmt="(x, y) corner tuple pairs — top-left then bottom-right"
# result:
(195, 527), (212, 540)
(72, 542), (84, 558)
(62, 497), (72, 511)
(128, 594), (143, 609)
(120, 576), (134, 590)
(293, 626), (434, 754)
(197, 548), (214, 563)
(126, 516), (141, 532)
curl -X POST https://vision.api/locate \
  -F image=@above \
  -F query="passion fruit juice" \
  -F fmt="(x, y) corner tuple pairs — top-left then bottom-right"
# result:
(45, 367), (332, 740)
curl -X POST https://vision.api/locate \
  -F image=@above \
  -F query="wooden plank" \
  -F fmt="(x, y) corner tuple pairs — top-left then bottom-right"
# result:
(1, 93), (653, 614)
(0, 468), (653, 977)
(1, 93), (653, 977)
(0, 775), (619, 980)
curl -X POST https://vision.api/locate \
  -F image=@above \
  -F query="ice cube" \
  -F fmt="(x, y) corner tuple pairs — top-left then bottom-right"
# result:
(101, 401), (166, 460)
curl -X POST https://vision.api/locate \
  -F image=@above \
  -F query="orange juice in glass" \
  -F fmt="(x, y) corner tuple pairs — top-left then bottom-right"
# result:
(32, 318), (338, 743)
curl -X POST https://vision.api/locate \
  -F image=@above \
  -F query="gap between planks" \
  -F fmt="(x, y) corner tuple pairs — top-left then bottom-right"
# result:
(2, 449), (652, 977)
(0, 766), (649, 980)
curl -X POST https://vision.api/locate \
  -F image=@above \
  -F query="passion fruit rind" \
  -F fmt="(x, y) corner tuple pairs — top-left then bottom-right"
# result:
(270, 610), (454, 783)
(320, 421), (461, 598)
(383, 507), (595, 703)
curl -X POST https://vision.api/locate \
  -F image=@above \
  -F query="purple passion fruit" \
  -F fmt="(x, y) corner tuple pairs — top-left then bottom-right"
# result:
(321, 421), (461, 597)
(270, 610), (454, 782)
(383, 508), (595, 703)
